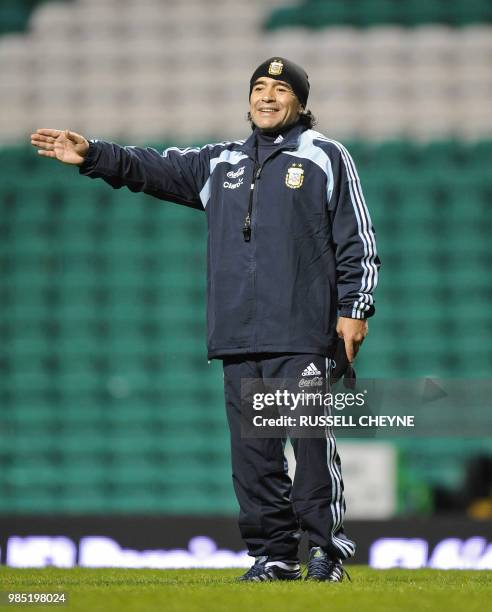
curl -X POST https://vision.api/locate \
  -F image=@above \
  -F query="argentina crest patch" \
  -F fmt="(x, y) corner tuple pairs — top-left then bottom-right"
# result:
(285, 163), (304, 189)
(268, 59), (283, 76)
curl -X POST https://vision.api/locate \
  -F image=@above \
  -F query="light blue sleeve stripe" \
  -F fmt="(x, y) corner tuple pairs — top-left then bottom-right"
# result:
(199, 180), (211, 209)
(199, 150), (249, 208)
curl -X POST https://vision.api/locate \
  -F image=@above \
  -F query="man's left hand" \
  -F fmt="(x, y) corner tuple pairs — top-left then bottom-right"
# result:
(336, 317), (368, 364)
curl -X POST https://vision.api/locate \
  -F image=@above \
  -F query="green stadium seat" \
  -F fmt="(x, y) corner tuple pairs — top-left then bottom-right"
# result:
(7, 404), (59, 425)
(0, 494), (57, 514)
(1, 141), (491, 515)
(447, 0), (492, 25)
(264, 0), (492, 29)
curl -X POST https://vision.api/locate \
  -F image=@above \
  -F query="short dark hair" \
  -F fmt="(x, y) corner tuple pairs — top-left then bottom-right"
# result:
(247, 109), (317, 130)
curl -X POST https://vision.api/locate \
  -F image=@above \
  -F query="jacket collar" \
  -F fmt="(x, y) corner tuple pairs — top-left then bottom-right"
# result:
(239, 122), (305, 157)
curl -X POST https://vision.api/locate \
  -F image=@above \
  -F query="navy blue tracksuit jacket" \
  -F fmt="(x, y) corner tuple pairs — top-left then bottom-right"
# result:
(80, 123), (380, 359)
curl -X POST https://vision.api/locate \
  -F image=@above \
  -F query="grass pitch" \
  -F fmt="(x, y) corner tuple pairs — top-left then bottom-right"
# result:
(1, 566), (490, 612)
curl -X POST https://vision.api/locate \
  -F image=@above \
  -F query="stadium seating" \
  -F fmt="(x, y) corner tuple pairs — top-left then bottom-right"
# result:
(265, 0), (492, 30)
(0, 141), (491, 515)
(1, 0), (491, 143)
(1, 0), (491, 517)
(0, 0), (66, 35)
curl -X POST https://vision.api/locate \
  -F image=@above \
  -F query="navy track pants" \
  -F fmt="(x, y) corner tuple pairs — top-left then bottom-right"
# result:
(223, 353), (356, 562)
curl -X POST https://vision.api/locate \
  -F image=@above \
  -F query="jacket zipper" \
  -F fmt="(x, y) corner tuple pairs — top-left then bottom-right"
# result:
(242, 164), (262, 242)
(240, 145), (293, 351)
(242, 142), (296, 241)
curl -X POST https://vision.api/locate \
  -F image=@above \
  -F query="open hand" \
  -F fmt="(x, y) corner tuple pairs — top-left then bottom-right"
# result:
(30, 128), (90, 165)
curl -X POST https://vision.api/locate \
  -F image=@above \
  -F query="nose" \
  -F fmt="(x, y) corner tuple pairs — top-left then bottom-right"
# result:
(261, 87), (275, 102)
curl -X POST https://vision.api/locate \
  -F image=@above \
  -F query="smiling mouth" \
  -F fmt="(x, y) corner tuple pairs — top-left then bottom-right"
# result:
(258, 108), (278, 113)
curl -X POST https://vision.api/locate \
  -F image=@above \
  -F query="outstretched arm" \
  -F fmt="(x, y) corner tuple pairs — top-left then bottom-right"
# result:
(31, 129), (209, 211)
(31, 129), (89, 165)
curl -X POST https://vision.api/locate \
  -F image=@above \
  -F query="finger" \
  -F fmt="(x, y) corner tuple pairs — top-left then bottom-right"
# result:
(31, 140), (54, 151)
(31, 134), (55, 144)
(65, 130), (81, 144)
(36, 128), (62, 137)
(37, 150), (57, 159)
(344, 337), (355, 363)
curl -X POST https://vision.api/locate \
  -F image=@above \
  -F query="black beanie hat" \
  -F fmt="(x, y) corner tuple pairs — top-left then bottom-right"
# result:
(249, 57), (310, 108)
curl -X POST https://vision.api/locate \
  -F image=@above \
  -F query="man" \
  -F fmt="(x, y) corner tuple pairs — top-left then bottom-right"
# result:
(31, 57), (380, 582)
